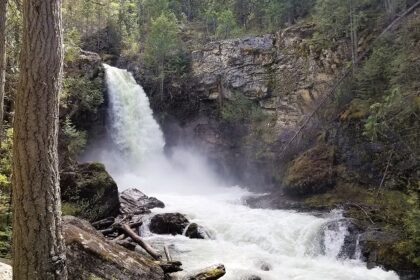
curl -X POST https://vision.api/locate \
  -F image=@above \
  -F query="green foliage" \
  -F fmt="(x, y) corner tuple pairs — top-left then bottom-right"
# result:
(357, 31), (420, 144)
(313, 0), (353, 45)
(221, 93), (265, 123)
(311, 0), (392, 48)
(0, 129), (12, 259)
(62, 117), (87, 158)
(64, 27), (81, 63)
(398, 191), (420, 265)
(144, 12), (181, 67)
(144, 12), (183, 95)
(62, 77), (104, 114)
(216, 10), (238, 39)
(0, 129), (13, 191)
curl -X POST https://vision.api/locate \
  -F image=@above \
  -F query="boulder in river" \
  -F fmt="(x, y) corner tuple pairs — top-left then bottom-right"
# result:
(185, 223), (209, 239)
(243, 276), (262, 280)
(185, 264), (226, 280)
(150, 213), (189, 235)
(120, 188), (165, 214)
(63, 216), (164, 280)
(60, 162), (120, 222)
(150, 214), (209, 239)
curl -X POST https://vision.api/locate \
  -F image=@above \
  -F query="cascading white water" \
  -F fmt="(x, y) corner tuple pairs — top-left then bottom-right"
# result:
(89, 65), (399, 280)
(104, 64), (165, 165)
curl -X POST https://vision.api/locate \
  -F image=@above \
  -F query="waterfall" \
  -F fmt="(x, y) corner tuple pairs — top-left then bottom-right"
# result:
(87, 65), (399, 280)
(104, 64), (165, 165)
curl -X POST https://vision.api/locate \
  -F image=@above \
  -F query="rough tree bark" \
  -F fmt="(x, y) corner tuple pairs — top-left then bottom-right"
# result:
(0, 0), (7, 145)
(12, 0), (67, 279)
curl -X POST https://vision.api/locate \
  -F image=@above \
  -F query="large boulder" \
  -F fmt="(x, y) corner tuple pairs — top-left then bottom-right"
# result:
(120, 188), (165, 214)
(63, 216), (164, 280)
(283, 143), (335, 196)
(149, 213), (208, 239)
(150, 213), (189, 236)
(61, 162), (120, 222)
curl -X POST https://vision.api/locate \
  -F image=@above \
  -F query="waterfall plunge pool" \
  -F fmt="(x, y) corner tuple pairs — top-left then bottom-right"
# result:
(84, 64), (400, 280)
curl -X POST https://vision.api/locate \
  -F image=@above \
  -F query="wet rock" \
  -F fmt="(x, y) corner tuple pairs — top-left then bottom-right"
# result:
(340, 221), (362, 259)
(120, 188), (165, 214)
(63, 216), (164, 280)
(185, 264), (226, 280)
(257, 260), (272, 271)
(60, 162), (120, 222)
(358, 228), (402, 269)
(243, 276), (261, 280)
(185, 223), (207, 239)
(150, 213), (189, 235)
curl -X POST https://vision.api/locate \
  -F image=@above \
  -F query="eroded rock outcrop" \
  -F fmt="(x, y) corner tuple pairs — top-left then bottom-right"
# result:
(61, 162), (120, 222)
(120, 188), (165, 214)
(63, 216), (164, 280)
(191, 23), (346, 129)
(160, 23), (349, 189)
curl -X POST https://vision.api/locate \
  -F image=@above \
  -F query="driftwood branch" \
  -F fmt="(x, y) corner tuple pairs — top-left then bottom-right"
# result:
(376, 150), (394, 197)
(164, 245), (172, 262)
(115, 240), (137, 251)
(160, 261), (183, 274)
(92, 217), (115, 229)
(347, 203), (375, 225)
(112, 234), (126, 242)
(119, 223), (162, 260)
(99, 221), (143, 235)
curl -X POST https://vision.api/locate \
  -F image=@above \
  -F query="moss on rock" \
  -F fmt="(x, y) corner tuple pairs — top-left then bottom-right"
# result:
(283, 143), (335, 196)
(61, 162), (120, 222)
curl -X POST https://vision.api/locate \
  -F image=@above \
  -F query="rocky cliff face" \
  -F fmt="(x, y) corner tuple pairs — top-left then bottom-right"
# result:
(165, 23), (349, 188)
(191, 23), (346, 129)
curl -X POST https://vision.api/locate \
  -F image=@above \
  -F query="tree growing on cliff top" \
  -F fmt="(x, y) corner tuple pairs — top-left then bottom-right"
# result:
(144, 12), (181, 99)
(12, 0), (67, 278)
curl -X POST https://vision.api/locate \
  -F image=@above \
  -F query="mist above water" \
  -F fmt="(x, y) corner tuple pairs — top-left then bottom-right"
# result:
(85, 64), (226, 195)
(83, 64), (399, 280)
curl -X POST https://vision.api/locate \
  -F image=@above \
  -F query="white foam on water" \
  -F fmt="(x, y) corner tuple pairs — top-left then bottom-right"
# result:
(85, 64), (399, 280)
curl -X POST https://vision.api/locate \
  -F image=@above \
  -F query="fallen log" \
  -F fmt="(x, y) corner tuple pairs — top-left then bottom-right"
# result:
(164, 245), (172, 262)
(119, 223), (162, 260)
(92, 217), (115, 229)
(116, 240), (137, 251)
(112, 234), (126, 242)
(99, 228), (115, 235)
(159, 260), (183, 274)
(99, 221), (144, 236)
(184, 264), (226, 280)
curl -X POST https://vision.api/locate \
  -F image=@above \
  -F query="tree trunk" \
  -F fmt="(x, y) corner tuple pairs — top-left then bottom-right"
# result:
(12, 0), (67, 279)
(0, 0), (7, 146)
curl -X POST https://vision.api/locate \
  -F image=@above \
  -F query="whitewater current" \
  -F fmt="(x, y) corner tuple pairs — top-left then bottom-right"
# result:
(86, 64), (399, 280)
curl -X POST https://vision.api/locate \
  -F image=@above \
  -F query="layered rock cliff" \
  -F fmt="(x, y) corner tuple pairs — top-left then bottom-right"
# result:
(161, 23), (349, 188)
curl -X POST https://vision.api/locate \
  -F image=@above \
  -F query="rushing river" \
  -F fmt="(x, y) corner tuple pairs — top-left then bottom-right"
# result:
(85, 64), (399, 280)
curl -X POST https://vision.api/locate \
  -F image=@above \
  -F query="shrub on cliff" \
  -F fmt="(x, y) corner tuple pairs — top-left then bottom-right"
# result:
(220, 93), (265, 123)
